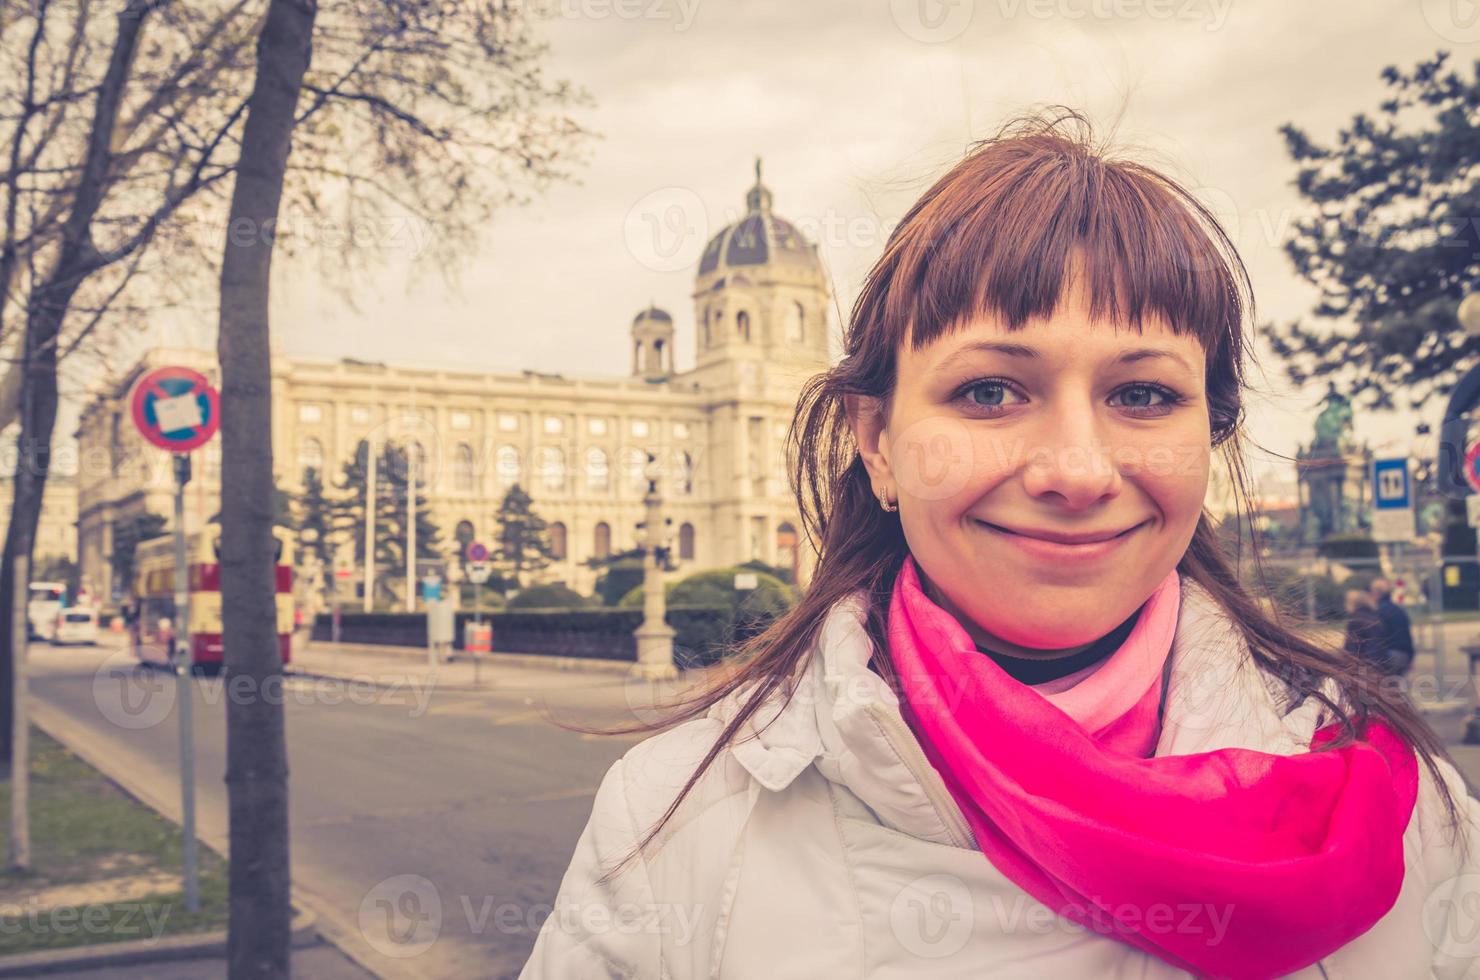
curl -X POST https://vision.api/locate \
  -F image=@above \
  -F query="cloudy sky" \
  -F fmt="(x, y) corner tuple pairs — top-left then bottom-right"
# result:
(138, 0), (1472, 499)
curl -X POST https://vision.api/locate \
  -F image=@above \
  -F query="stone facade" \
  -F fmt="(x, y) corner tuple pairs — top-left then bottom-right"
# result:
(74, 167), (832, 603)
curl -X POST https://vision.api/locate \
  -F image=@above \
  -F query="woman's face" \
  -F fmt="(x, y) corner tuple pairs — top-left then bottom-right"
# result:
(850, 278), (1212, 655)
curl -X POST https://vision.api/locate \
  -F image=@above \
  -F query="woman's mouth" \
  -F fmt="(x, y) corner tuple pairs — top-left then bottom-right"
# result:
(972, 518), (1147, 561)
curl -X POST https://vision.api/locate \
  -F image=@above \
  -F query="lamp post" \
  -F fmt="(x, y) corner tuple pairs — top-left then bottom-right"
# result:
(631, 453), (677, 681)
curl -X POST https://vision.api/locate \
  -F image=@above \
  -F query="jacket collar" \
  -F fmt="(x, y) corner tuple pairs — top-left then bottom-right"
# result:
(710, 575), (1339, 843)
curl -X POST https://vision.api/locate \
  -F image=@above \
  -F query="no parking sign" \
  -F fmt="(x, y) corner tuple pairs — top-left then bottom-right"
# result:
(130, 366), (219, 452)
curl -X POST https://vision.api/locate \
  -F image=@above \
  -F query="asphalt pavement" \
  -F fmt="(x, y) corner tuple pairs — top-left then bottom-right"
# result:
(24, 637), (674, 980)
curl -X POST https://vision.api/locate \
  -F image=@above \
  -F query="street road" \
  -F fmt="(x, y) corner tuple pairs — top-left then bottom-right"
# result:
(26, 640), (664, 980)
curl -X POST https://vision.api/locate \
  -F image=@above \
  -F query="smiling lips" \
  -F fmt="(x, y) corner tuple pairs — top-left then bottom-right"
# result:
(974, 518), (1146, 559)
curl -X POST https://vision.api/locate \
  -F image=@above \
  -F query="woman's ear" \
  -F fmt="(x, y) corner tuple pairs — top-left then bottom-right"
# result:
(844, 394), (894, 491)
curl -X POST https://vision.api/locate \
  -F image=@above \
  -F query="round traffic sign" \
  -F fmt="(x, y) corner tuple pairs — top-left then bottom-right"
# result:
(1466, 441), (1480, 494)
(130, 366), (219, 452)
(466, 541), (488, 562)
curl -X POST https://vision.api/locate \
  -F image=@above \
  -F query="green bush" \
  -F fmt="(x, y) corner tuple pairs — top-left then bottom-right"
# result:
(620, 567), (796, 653)
(506, 583), (591, 610)
(594, 557), (646, 606)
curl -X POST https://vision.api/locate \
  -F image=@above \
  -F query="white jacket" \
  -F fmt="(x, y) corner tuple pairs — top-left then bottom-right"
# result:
(520, 578), (1480, 979)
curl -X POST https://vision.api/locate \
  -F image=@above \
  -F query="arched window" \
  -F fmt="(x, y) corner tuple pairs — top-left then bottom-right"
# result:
(549, 521), (567, 560)
(678, 522), (695, 561)
(593, 522), (611, 560)
(737, 310), (751, 342)
(586, 447), (610, 495)
(538, 447), (566, 493)
(675, 450), (694, 495)
(298, 436), (324, 474)
(452, 443), (475, 493)
(702, 310), (711, 349)
(786, 301), (805, 342)
(496, 445), (521, 487)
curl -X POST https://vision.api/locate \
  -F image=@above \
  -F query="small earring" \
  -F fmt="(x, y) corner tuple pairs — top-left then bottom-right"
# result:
(878, 485), (898, 513)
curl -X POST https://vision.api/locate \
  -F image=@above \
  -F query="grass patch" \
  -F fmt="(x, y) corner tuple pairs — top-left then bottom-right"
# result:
(0, 727), (229, 956)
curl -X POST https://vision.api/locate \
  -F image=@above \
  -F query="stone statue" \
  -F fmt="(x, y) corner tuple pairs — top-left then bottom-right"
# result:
(1311, 382), (1355, 456)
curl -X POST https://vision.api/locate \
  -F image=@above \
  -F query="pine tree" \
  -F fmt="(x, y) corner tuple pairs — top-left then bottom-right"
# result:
(1267, 52), (1480, 411)
(331, 440), (442, 603)
(494, 483), (555, 586)
(297, 466), (336, 582)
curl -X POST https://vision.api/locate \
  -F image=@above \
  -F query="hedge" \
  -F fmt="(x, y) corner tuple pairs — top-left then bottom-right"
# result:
(311, 603), (743, 667)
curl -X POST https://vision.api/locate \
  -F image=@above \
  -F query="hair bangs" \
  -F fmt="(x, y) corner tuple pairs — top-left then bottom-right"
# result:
(882, 131), (1248, 368)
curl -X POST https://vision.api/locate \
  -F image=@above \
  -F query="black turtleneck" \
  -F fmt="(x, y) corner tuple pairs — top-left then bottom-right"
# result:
(975, 606), (1142, 685)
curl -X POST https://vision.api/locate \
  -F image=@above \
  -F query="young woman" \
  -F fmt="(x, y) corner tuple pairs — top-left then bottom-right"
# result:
(520, 113), (1480, 980)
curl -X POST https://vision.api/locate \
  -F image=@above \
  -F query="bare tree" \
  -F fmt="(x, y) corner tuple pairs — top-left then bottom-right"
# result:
(0, 0), (593, 764)
(216, 2), (313, 971)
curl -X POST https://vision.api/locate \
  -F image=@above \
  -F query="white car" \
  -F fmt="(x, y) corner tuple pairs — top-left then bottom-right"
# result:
(53, 607), (99, 646)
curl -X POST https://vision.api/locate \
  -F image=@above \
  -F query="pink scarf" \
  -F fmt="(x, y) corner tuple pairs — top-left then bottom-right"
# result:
(889, 557), (1418, 980)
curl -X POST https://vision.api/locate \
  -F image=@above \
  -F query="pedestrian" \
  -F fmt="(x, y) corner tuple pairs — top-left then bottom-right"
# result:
(1343, 588), (1398, 677)
(521, 113), (1480, 980)
(1370, 577), (1416, 677)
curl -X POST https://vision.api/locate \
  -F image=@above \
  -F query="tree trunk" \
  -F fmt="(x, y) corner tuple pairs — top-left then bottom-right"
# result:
(0, 5), (151, 768)
(216, 1), (314, 976)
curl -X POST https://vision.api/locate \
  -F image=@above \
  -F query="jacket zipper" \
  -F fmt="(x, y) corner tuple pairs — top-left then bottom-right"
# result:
(864, 701), (978, 850)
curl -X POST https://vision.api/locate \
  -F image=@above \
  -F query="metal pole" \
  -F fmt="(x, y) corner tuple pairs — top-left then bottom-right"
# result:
(473, 578), (481, 686)
(172, 454), (199, 914)
(363, 437), (376, 613)
(11, 552), (29, 871)
(406, 437), (416, 614)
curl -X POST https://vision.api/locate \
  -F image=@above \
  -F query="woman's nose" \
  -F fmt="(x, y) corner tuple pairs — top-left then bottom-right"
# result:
(1017, 406), (1122, 509)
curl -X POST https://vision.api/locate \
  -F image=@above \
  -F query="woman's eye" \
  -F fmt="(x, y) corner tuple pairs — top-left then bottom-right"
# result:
(1110, 384), (1181, 415)
(955, 380), (1183, 416)
(961, 380), (1023, 409)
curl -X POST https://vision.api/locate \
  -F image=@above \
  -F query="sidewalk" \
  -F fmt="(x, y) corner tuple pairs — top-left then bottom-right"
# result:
(286, 635), (726, 695)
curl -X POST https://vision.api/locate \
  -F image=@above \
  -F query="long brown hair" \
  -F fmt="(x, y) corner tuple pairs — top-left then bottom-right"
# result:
(584, 108), (1467, 885)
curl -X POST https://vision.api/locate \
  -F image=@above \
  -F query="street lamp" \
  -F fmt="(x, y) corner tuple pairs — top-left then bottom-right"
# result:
(631, 453), (677, 681)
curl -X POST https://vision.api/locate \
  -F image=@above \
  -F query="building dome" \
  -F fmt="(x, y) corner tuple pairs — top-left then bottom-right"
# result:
(697, 158), (822, 279)
(632, 305), (672, 325)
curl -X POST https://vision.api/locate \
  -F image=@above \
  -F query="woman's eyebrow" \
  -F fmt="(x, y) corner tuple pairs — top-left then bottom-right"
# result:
(933, 341), (1196, 374)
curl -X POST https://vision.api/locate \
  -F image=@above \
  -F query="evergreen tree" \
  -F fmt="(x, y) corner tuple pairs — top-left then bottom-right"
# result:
(1267, 52), (1480, 411)
(332, 440), (442, 603)
(297, 466), (336, 589)
(494, 483), (555, 586)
